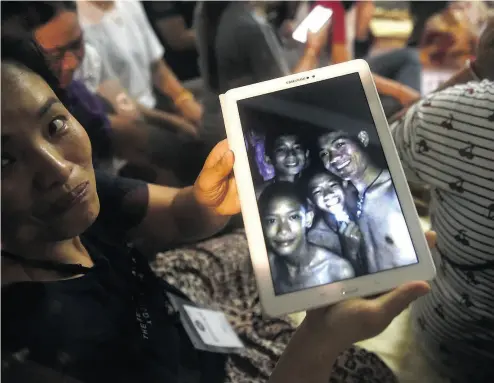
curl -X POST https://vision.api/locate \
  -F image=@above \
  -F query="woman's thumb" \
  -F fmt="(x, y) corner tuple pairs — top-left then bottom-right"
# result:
(211, 150), (235, 180)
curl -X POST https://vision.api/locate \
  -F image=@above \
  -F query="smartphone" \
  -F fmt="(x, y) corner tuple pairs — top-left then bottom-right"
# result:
(292, 5), (333, 44)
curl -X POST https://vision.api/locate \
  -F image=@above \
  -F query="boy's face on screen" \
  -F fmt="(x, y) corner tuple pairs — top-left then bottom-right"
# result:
(308, 173), (345, 214)
(262, 195), (313, 257)
(268, 135), (307, 177)
(318, 133), (367, 181)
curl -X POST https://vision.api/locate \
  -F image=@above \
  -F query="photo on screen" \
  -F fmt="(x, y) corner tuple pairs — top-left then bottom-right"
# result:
(236, 73), (419, 296)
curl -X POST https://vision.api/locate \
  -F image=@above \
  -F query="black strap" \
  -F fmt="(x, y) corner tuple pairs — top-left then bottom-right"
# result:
(1, 250), (92, 276)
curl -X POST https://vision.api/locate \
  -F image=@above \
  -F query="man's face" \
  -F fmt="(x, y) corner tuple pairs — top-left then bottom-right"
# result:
(262, 195), (312, 258)
(318, 133), (367, 181)
(34, 11), (85, 88)
(308, 173), (345, 214)
(268, 135), (307, 177)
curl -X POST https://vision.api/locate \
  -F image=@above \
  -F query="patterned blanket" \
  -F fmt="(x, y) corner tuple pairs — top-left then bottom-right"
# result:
(151, 230), (397, 383)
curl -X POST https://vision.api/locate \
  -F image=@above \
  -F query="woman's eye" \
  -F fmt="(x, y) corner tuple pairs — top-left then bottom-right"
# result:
(48, 117), (68, 137)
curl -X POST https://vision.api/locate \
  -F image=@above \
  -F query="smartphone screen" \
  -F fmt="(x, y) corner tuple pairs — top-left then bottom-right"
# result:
(292, 5), (333, 44)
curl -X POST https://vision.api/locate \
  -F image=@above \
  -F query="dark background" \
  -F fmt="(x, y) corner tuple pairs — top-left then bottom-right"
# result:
(237, 73), (389, 183)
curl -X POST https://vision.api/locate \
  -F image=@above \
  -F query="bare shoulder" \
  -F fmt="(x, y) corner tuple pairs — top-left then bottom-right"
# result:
(312, 247), (354, 276)
(324, 251), (356, 279)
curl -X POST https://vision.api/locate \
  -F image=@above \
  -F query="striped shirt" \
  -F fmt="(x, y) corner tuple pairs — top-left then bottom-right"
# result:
(391, 80), (494, 381)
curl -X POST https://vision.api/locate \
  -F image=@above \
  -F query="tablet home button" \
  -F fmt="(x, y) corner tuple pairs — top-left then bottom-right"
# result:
(341, 287), (359, 295)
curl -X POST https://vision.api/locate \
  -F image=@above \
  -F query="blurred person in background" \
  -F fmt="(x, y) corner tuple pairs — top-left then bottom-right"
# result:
(390, 18), (494, 382)
(141, 1), (204, 103)
(141, 1), (200, 83)
(195, 1), (330, 152)
(77, 0), (203, 126)
(316, 0), (422, 116)
(407, 1), (450, 48)
(2, 1), (207, 186)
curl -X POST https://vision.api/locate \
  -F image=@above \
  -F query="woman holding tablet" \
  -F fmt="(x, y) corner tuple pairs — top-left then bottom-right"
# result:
(1, 39), (433, 382)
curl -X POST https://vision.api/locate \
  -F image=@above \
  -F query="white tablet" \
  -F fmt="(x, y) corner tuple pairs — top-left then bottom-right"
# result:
(220, 60), (436, 317)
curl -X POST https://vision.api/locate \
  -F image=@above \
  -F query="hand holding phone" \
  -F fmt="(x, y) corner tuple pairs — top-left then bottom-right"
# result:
(292, 5), (333, 44)
(305, 22), (330, 54)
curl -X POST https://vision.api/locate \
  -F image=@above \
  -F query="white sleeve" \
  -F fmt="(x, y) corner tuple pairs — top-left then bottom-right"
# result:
(126, 0), (165, 64)
(75, 43), (117, 93)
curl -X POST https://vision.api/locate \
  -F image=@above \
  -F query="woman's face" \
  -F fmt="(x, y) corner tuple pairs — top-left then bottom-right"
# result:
(308, 172), (345, 214)
(34, 11), (85, 88)
(1, 63), (99, 245)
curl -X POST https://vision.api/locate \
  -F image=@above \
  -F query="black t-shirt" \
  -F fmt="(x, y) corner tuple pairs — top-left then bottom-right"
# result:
(2, 171), (226, 383)
(142, 1), (199, 81)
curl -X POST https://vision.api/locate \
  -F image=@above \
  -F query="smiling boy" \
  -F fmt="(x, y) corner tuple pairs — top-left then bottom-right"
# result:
(258, 182), (354, 295)
(317, 131), (418, 273)
(306, 170), (368, 275)
(255, 131), (309, 198)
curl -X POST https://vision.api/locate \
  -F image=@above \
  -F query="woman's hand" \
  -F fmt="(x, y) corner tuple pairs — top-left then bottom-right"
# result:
(193, 139), (240, 216)
(306, 231), (436, 346)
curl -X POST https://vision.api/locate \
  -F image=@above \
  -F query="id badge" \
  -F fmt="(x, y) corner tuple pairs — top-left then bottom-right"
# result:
(167, 293), (244, 353)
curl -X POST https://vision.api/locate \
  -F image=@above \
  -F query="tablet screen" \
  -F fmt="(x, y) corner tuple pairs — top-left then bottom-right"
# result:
(236, 73), (419, 295)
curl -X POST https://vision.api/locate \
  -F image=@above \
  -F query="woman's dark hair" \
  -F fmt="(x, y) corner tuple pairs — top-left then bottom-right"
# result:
(201, 1), (231, 92)
(2, 1), (76, 32)
(1, 37), (67, 103)
(1, 1), (76, 103)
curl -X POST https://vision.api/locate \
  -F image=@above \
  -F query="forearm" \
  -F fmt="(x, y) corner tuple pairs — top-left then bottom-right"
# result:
(152, 60), (186, 101)
(373, 74), (420, 105)
(388, 65), (477, 124)
(171, 186), (230, 243)
(293, 47), (320, 73)
(137, 104), (197, 136)
(331, 43), (351, 64)
(108, 114), (148, 157)
(355, 1), (375, 40)
(269, 318), (347, 383)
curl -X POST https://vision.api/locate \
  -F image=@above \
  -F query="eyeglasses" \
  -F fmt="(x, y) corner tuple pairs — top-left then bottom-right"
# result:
(36, 33), (85, 80)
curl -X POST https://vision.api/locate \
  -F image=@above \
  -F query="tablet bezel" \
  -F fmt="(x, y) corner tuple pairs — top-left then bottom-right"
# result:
(221, 59), (436, 317)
